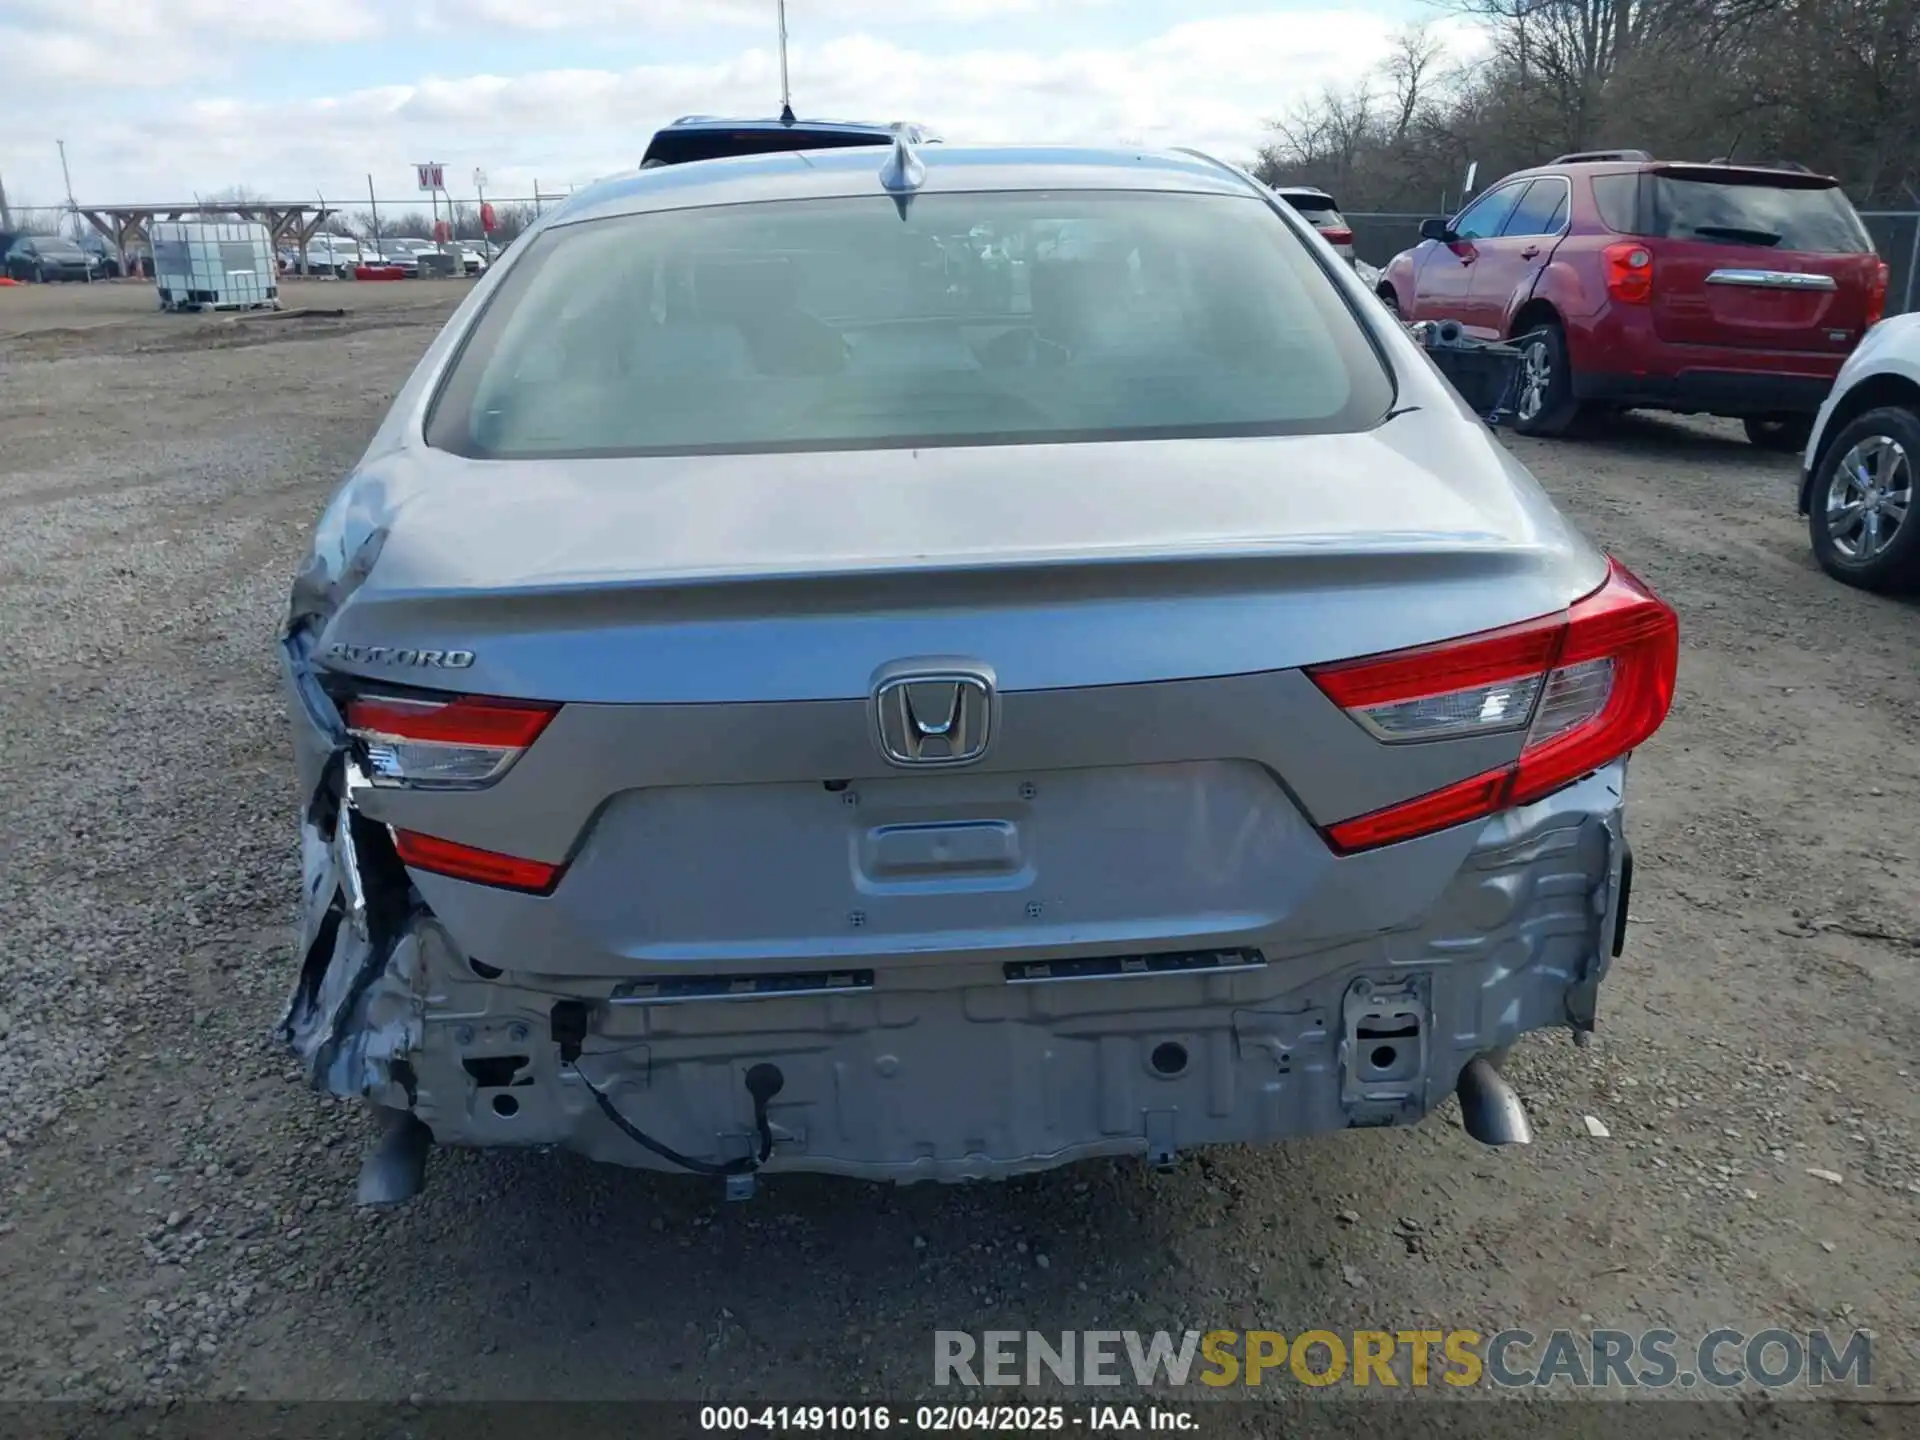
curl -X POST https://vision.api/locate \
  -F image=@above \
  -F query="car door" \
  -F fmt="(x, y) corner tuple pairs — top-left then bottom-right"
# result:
(1463, 177), (1570, 338)
(1410, 183), (1528, 324)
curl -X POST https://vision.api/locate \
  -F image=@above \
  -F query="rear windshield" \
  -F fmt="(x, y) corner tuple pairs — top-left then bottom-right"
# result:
(1647, 175), (1873, 254)
(641, 128), (894, 167)
(427, 190), (1393, 459)
(1282, 196), (1344, 227)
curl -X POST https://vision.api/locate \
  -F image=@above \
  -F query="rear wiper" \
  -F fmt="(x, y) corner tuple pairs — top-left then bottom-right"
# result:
(1692, 224), (1782, 247)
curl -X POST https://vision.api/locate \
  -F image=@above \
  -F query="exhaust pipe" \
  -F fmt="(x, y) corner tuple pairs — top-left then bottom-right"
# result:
(1456, 1055), (1533, 1146)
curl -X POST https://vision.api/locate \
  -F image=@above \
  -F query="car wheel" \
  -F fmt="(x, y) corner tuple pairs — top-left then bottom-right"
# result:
(1377, 287), (1401, 318)
(1743, 415), (1814, 452)
(1510, 322), (1582, 437)
(1807, 406), (1920, 594)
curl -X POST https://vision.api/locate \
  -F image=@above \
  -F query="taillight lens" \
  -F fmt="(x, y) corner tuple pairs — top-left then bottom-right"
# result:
(345, 693), (557, 789)
(1307, 558), (1678, 854)
(1603, 241), (1654, 304)
(392, 828), (564, 894)
(1322, 227), (1355, 245)
(1866, 261), (1889, 327)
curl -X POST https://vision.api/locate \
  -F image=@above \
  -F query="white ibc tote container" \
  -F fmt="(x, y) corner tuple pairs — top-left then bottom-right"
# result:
(151, 221), (282, 312)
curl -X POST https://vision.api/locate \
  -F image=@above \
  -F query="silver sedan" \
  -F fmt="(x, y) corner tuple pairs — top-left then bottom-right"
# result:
(276, 140), (1679, 1204)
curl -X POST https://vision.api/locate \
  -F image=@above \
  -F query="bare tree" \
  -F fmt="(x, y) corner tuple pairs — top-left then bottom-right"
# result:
(486, 202), (539, 243)
(197, 185), (272, 221)
(1385, 25), (1446, 142)
(1249, 0), (1918, 210)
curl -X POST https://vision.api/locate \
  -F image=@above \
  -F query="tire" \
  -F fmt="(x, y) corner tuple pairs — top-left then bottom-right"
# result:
(1377, 287), (1401, 318)
(1510, 322), (1583, 437)
(1744, 414), (1814, 452)
(1807, 405), (1920, 594)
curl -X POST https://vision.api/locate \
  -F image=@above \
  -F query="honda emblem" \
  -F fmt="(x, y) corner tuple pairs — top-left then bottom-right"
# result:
(872, 668), (994, 767)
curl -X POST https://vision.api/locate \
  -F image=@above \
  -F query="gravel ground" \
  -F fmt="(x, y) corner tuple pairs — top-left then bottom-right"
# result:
(0, 278), (1915, 1424)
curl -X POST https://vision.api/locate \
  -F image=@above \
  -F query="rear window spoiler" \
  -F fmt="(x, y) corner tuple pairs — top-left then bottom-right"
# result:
(1652, 162), (1840, 189)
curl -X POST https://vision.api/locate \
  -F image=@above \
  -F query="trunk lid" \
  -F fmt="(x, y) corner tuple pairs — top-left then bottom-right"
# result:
(322, 413), (1603, 704)
(1640, 165), (1881, 352)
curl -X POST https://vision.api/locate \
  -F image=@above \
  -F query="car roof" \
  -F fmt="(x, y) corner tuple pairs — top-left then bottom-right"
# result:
(557, 143), (1263, 227)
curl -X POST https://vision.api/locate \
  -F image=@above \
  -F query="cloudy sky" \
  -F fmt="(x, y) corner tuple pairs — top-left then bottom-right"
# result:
(0, 0), (1480, 210)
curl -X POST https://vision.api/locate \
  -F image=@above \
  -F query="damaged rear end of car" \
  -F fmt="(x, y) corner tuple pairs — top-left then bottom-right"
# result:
(275, 143), (1678, 1204)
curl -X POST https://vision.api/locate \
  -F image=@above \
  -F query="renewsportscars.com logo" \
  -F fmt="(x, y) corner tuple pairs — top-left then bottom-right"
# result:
(934, 1329), (1873, 1391)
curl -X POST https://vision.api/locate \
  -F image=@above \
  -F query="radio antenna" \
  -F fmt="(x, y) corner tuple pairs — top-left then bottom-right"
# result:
(777, 0), (795, 125)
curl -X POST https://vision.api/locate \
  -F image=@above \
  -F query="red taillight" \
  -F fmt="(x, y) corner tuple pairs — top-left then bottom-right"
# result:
(1307, 558), (1678, 854)
(345, 693), (558, 789)
(1603, 241), (1654, 304)
(1866, 261), (1889, 327)
(1322, 227), (1354, 245)
(392, 828), (564, 894)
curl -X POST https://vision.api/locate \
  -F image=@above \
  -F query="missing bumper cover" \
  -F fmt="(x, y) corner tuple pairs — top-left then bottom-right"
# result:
(608, 970), (875, 1006)
(1004, 948), (1266, 985)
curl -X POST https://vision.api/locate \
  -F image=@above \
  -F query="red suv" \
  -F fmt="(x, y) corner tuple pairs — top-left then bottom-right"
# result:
(1377, 150), (1889, 448)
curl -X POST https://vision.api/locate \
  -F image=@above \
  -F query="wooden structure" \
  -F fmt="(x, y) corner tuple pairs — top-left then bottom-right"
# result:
(78, 202), (339, 274)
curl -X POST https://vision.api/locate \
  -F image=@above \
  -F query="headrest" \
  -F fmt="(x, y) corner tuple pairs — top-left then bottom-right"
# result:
(695, 258), (799, 319)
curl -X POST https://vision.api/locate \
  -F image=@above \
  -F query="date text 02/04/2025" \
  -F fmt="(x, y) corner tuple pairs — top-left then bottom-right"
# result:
(698, 1404), (1199, 1432)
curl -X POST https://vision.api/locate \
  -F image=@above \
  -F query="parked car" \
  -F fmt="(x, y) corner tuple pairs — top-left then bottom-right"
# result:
(1798, 311), (1918, 592)
(640, 113), (939, 168)
(454, 243), (487, 275)
(361, 244), (421, 277)
(1272, 185), (1356, 264)
(390, 238), (460, 275)
(3, 234), (101, 283)
(75, 231), (132, 277)
(1377, 150), (1888, 446)
(278, 141), (1679, 1204)
(305, 237), (362, 276)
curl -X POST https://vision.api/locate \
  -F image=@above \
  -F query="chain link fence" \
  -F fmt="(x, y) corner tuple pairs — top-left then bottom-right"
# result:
(11, 196), (1917, 313)
(1861, 212), (1920, 316)
(1346, 211), (1920, 317)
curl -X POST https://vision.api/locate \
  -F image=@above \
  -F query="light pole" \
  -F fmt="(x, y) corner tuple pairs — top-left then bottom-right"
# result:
(56, 139), (76, 210)
(56, 139), (91, 281)
(777, 0), (794, 124)
(473, 168), (491, 263)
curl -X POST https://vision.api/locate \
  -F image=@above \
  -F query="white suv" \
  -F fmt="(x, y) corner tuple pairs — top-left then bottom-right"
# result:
(1800, 311), (1919, 593)
(1271, 186), (1356, 265)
